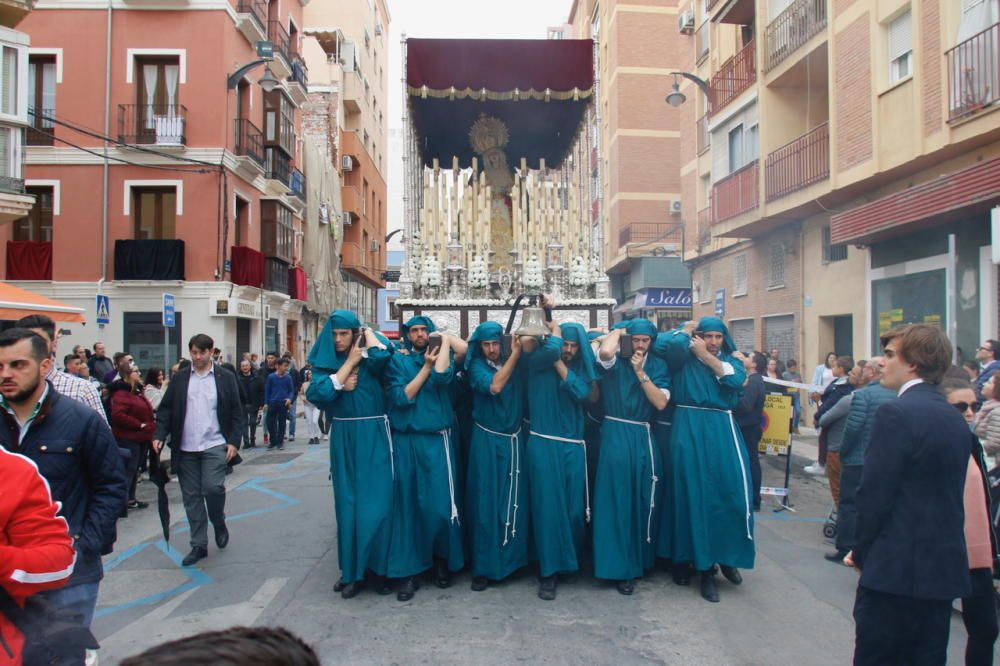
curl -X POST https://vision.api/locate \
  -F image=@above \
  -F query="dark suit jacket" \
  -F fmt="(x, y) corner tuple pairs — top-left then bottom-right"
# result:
(854, 381), (972, 600)
(153, 363), (244, 452)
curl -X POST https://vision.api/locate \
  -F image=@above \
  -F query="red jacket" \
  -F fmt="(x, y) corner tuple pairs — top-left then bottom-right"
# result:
(0, 446), (76, 665)
(109, 381), (155, 442)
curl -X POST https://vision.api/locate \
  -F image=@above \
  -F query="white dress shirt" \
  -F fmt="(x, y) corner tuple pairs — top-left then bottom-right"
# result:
(897, 377), (924, 396)
(181, 363), (226, 452)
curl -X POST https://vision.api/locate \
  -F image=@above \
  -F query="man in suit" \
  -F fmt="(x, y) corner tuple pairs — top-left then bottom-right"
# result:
(153, 334), (244, 567)
(848, 324), (972, 665)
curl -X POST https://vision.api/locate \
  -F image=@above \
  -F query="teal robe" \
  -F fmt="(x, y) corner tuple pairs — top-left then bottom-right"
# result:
(384, 349), (464, 577)
(592, 352), (671, 580)
(466, 351), (529, 580)
(524, 334), (594, 577)
(306, 323), (394, 584)
(652, 329), (755, 571)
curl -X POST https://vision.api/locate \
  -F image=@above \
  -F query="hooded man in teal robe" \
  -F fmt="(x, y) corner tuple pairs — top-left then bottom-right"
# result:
(305, 310), (394, 599)
(593, 318), (671, 595)
(652, 316), (754, 603)
(384, 316), (464, 601)
(465, 321), (530, 590)
(523, 320), (598, 601)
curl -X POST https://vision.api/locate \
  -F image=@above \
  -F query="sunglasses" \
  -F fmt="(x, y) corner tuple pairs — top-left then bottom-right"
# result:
(953, 401), (982, 413)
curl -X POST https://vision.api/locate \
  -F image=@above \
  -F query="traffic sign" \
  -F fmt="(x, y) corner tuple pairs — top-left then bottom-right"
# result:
(162, 293), (176, 328)
(95, 295), (110, 325)
(714, 288), (725, 318)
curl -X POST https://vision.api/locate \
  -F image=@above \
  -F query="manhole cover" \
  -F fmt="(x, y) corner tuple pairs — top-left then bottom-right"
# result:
(245, 453), (302, 465)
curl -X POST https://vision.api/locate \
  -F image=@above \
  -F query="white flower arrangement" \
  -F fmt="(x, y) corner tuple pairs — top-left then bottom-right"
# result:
(589, 255), (605, 283)
(396, 298), (617, 307)
(422, 256), (442, 288)
(569, 255), (589, 287)
(468, 255), (489, 289)
(523, 254), (544, 290)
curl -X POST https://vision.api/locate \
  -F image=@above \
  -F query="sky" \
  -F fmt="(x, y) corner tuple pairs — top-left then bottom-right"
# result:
(384, 0), (575, 248)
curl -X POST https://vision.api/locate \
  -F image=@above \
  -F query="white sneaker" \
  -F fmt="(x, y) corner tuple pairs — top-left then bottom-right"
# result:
(804, 462), (826, 475)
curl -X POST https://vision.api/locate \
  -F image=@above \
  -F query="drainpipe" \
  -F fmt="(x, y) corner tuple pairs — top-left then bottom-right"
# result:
(101, 0), (112, 281)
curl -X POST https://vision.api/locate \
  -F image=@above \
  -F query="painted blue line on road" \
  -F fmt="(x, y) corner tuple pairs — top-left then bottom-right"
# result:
(757, 513), (827, 524)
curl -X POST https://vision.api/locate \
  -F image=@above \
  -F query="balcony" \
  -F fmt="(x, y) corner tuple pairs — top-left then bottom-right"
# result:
(264, 147), (291, 194)
(114, 239), (185, 280)
(697, 206), (712, 250)
(764, 0), (827, 73)
(230, 245), (265, 287)
(268, 20), (293, 79)
(343, 70), (363, 114)
(234, 118), (264, 170)
(341, 184), (362, 221)
(0, 0), (34, 27)
(6, 241), (52, 281)
(709, 40), (755, 116)
(235, 0), (267, 45)
(696, 113), (710, 155)
(286, 59), (309, 106)
(118, 104), (186, 146)
(26, 108), (54, 147)
(264, 257), (290, 295)
(288, 265), (308, 301)
(619, 223), (682, 246)
(711, 161), (758, 223)
(290, 167), (306, 201)
(765, 122), (829, 202)
(947, 22), (999, 123)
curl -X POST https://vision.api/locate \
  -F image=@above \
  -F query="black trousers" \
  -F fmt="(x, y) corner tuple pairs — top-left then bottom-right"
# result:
(117, 439), (141, 502)
(853, 585), (952, 666)
(962, 567), (999, 666)
(243, 405), (259, 446)
(836, 464), (863, 553)
(266, 402), (288, 445)
(738, 424), (762, 509)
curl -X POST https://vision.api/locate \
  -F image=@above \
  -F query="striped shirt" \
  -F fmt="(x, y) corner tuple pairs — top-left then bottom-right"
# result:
(46, 366), (108, 423)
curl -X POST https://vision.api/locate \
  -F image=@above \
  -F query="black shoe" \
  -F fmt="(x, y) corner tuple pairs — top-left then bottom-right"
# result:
(557, 572), (578, 584)
(824, 549), (849, 564)
(182, 546), (208, 567)
(434, 560), (451, 588)
(672, 563), (692, 586)
(214, 523), (229, 549)
(719, 565), (742, 585)
(617, 579), (635, 596)
(700, 571), (720, 603)
(538, 576), (557, 601)
(397, 577), (418, 601)
(127, 500), (149, 510)
(333, 578), (346, 592)
(288, 437), (295, 442)
(278, 445), (285, 451)
(471, 576), (489, 591)
(370, 574), (392, 595)
(341, 581), (364, 599)
(245, 443), (256, 449)
(266, 445), (277, 451)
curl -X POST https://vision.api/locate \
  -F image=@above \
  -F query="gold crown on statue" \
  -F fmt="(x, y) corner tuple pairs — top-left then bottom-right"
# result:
(469, 114), (509, 154)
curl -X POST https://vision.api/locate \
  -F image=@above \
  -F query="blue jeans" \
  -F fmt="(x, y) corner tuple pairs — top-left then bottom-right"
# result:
(287, 398), (297, 437)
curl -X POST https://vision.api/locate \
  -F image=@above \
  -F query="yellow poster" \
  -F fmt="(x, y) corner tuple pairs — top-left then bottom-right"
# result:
(890, 308), (904, 321)
(760, 394), (792, 455)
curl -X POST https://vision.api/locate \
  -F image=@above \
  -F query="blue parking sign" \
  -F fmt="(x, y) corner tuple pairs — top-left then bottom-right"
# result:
(163, 293), (176, 328)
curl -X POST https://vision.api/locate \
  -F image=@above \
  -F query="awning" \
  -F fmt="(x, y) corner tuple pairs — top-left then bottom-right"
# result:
(0, 282), (85, 323)
(405, 38), (594, 168)
(830, 156), (1000, 245)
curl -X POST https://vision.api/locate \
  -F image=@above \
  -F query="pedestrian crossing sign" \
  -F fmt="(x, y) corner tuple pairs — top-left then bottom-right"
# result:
(96, 294), (110, 325)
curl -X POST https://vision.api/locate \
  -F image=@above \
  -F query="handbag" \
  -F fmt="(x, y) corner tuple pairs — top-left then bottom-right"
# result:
(0, 586), (99, 665)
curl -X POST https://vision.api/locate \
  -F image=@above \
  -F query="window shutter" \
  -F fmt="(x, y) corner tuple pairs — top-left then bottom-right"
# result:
(888, 11), (912, 62)
(1, 47), (16, 116)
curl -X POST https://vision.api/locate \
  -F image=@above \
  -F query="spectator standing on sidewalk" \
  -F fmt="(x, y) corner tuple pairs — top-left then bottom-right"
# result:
(237, 360), (264, 448)
(805, 352), (837, 474)
(848, 325), (972, 665)
(283, 352), (302, 443)
(733, 351), (766, 512)
(973, 370), (1000, 466)
(817, 359), (859, 510)
(782, 359), (804, 434)
(974, 339), (1000, 399)
(110, 364), (154, 512)
(264, 359), (294, 451)
(87, 342), (115, 383)
(143, 367), (166, 411)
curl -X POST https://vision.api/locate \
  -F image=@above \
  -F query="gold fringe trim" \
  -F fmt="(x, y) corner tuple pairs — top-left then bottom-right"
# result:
(407, 85), (593, 102)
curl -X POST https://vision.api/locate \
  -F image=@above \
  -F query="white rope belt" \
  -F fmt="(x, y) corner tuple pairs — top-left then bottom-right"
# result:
(529, 431), (590, 523)
(440, 429), (460, 524)
(476, 422), (522, 545)
(605, 416), (658, 544)
(330, 414), (394, 480)
(655, 421), (672, 427)
(674, 406), (752, 540)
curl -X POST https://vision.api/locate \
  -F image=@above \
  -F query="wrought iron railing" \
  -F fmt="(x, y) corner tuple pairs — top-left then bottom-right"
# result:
(619, 223), (683, 246)
(268, 20), (292, 64)
(764, 0), (827, 73)
(764, 122), (829, 202)
(946, 22), (999, 122)
(236, 0), (266, 33)
(265, 147), (291, 187)
(118, 104), (186, 145)
(709, 40), (756, 115)
(26, 107), (54, 146)
(291, 168), (306, 201)
(234, 118), (264, 167)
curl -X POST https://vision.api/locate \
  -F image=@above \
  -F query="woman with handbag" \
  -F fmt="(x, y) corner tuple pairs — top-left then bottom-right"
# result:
(110, 362), (155, 511)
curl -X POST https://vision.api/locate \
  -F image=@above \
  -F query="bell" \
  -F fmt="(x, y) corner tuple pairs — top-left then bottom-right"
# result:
(515, 305), (550, 338)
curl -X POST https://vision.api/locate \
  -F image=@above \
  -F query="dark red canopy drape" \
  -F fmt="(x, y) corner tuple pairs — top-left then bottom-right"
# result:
(288, 266), (308, 301)
(6, 241), (52, 281)
(230, 246), (264, 287)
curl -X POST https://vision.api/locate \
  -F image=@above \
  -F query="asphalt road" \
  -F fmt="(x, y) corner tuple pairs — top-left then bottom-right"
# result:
(93, 429), (988, 665)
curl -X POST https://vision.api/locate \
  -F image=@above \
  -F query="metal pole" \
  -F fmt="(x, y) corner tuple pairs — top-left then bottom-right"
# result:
(163, 325), (169, 370)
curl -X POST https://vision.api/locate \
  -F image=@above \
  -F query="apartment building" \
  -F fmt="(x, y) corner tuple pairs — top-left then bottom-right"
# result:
(677, 0), (999, 366)
(302, 0), (389, 326)
(565, 0), (694, 330)
(3, 0), (330, 366)
(0, 0), (38, 231)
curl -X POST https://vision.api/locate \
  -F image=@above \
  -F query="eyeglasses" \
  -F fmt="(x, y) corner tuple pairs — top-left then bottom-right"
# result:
(953, 401), (982, 413)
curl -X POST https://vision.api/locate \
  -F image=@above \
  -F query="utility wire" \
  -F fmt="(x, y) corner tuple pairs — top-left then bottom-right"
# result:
(34, 128), (216, 173)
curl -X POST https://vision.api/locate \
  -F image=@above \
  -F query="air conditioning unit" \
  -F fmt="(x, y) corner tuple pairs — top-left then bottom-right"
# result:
(341, 155), (353, 171)
(670, 199), (683, 215)
(341, 212), (353, 226)
(370, 240), (380, 252)
(678, 10), (695, 34)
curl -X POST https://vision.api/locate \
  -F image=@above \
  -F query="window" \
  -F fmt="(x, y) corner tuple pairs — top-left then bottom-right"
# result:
(234, 196), (250, 247)
(124, 311), (182, 370)
(0, 127), (22, 180)
(768, 242), (785, 288)
(387, 297), (398, 319)
(733, 253), (748, 296)
(260, 200), (293, 262)
(27, 56), (55, 144)
(745, 125), (759, 163)
(888, 10), (912, 84)
(700, 265), (712, 303)
(821, 225), (848, 263)
(135, 56), (181, 139)
(13, 186), (53, 242)
(133, 187), (176, 240)
(264, 90), (295, 156)
(728, 124), (744, 173)
(1, 46), (18, 117)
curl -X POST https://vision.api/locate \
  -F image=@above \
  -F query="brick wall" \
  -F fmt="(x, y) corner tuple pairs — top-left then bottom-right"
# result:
(921, 0), (943, 136)
(835, 14), (873, 171)
(301, 91), (337, 164)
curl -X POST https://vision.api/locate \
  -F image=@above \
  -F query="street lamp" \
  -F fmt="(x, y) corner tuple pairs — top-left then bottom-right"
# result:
(227, 53), (281, 92)
(664, 71), (711, 107)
